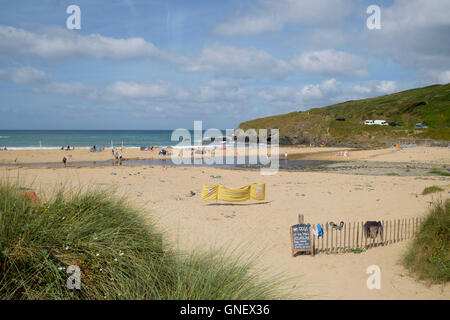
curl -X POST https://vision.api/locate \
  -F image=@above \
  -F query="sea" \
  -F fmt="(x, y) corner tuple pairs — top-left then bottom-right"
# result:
(0, 130), (228, 150)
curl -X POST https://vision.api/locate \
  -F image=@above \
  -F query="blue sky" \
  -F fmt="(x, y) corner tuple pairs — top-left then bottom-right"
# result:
(0, 0), (449, 129)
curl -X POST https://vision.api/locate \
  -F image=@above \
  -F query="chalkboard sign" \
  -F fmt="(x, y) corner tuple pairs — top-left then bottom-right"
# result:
(290, 224), (314, 256)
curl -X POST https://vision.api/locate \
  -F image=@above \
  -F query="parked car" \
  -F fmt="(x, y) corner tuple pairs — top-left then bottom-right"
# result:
(364, 120), (374, 125)
(374, 120), (388, 126)
(415, 123), (428, 128)
(389, 122), (400, 127)
(335, 117), (345, 121)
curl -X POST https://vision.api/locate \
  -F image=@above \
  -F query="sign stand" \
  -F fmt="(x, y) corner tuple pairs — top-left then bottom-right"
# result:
(290, 222), (314, 257)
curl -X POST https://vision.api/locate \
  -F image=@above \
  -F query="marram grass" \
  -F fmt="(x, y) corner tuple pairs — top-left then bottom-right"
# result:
(402, 199), (450, 284)
(422, 186), (444, 195)
(0, 181), (291, 300)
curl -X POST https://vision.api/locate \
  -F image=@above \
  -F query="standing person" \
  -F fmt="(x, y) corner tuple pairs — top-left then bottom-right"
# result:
(62, 156), (67, 167)
(284, 151), (288, 159)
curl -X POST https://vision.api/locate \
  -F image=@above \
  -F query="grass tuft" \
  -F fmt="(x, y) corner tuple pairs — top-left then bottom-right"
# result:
(422, 186), (444, 195)
(386, 172), (399, 176)
(402, 199), (450, 284)
(429, 168), (450, 176)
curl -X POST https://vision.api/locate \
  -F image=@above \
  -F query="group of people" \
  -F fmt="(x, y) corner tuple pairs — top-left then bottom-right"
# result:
(61, 145), (73, 151)
(112, 149), (124, 165)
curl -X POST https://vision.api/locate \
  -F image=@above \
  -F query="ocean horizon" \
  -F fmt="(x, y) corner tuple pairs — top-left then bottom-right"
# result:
(0, 130), (229, 150)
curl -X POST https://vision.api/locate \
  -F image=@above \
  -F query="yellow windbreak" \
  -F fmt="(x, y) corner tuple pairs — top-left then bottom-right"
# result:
(201, 185), (219, 200)
(250, 184), (265, 200)
(217, 185), (250, 202)
(201, 184), (266, 202)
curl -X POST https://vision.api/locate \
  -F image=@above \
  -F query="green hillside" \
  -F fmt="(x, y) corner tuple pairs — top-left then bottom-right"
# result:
(239, 84), (450, 146)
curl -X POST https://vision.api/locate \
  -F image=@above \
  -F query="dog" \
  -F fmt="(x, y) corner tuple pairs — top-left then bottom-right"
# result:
(363, 221), (383, 240)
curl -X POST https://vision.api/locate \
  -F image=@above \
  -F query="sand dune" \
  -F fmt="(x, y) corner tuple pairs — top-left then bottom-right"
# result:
(1, 146), (449, 299)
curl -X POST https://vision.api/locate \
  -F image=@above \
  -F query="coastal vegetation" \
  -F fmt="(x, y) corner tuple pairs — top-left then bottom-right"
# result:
(422, 186), (445, 195)
(429, 168), (450, 176)
(0, 181), (288, 300)
(402, 199), (450, 284)
(239, 84), (450, 146)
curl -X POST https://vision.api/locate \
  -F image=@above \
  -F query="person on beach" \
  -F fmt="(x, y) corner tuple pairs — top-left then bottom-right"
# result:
(62, 156), (67, 167)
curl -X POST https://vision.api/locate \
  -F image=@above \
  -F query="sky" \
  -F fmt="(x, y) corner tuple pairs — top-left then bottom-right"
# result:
(0, 0), (449, 130)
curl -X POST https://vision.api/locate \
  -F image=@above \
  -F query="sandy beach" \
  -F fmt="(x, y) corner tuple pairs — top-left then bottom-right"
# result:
(0, 146), (348, 164)
(1, 146), (449, 299)
(1, 145), (449, 165)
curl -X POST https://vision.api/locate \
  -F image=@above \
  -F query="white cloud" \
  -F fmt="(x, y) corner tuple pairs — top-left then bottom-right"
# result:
(33, 81), (93, 96)
(291, 49), (369, 78)
(183, 45), (368, 79)
(31, 79), (249, 105)
(364, 0), (450, 70)
(214, 0), (354, 36)
(0, 67), (50, 84)
(0, 25), (371, 80)
(105, 82), (170, 100)
(0, 25), (184, 63)
(258, 79), (401, 111)
(299, 78), (339, 100)
(418, 69), (450, 85)
(375, 81), (397, 94)
(183, 44), (290, 79)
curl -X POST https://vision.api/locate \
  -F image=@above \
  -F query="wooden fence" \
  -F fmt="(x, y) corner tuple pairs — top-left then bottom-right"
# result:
(310, 218), (425, 254)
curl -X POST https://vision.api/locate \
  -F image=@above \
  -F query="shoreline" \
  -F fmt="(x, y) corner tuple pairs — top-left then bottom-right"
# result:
(1, 145), (448, 166)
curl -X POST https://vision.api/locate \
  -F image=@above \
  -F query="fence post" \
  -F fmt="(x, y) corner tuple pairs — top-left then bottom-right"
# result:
(352, 222), (356, 249)
(312, 224), (316, 255)
(336, 224), (339, 252)
(408, 218), (411, 239)
(402, 219), (405, 241)
(331, 224), (334, 252)
(391, 220), (394, 243)
(393, 220), (397, 243)
(356, 221), (360, 248)
(343, 222), (347, 251)
(364, 221), (367, 249)
(321, 223), (324, 253)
